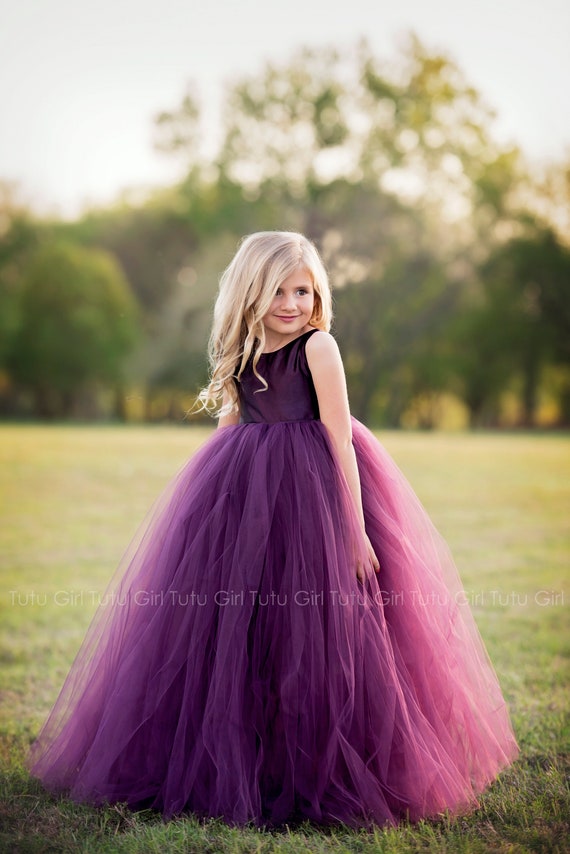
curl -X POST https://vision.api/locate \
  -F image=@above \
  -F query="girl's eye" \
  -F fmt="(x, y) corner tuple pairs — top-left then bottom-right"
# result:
(274, 288), (311, 296)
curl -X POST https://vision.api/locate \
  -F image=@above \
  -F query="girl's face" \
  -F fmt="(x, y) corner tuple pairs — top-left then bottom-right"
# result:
(261, 267), (316, 346)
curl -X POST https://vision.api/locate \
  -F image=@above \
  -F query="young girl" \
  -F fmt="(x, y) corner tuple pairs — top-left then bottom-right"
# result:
(28, 231), (518, 829)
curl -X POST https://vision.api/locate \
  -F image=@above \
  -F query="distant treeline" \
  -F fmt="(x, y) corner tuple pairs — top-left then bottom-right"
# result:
(1, 36), (569, 427)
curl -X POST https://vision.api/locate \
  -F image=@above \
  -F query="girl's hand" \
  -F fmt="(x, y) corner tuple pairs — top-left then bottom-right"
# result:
(356, 533), (381, 582)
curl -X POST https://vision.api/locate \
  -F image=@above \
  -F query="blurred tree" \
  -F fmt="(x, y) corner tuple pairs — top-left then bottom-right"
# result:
(517, 156), (570, 248)
(456, 225), (570, 426)
(9, 242), (139, 418)
(12, 34), (560, 427)
(218, 45), (350, 194)
(333, 248), (460, 425)
(0, 187), (40, 371)
(446, 303), (514, 427)
(153, 88), (201, 166)
(67, 201), (199, 311)
(214, 35), (521, 244)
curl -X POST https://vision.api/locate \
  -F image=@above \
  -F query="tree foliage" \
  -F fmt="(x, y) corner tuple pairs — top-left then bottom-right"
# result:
(0, 35), (567, 425)
(0, 188), (40, 370)
(476, 226), (570, 424)
(9, 242), (138, 417)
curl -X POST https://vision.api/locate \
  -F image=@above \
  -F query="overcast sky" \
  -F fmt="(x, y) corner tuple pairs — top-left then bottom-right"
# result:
(1, 0), (568, 217)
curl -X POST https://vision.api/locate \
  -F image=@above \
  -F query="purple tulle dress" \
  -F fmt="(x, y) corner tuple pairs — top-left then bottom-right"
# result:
(28, 329), (519, 828)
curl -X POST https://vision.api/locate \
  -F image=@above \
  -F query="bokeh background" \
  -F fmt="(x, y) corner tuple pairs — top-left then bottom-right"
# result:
(1, 0), (569, 428)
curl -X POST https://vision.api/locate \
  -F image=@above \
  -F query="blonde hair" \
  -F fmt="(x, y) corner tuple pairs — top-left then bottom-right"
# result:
(197, 231), (332, 417)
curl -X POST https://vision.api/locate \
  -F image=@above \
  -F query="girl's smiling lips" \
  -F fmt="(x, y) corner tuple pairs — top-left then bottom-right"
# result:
(276, 315), (300, 321)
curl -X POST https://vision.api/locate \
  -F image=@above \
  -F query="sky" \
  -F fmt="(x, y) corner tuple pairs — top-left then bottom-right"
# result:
(1, 0), (569, 217)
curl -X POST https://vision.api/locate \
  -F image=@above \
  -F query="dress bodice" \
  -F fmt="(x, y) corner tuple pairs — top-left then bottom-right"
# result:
(238, 329), (321, 424)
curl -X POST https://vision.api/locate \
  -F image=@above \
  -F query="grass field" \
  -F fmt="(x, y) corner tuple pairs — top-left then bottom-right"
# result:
(0, 425), (568, 853)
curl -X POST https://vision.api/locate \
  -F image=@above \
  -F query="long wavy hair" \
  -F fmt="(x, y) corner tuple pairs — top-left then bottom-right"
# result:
(197, 231), (332, 417)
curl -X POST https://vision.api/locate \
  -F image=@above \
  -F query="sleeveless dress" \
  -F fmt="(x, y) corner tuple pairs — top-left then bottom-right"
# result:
(28, 328), (519, 829)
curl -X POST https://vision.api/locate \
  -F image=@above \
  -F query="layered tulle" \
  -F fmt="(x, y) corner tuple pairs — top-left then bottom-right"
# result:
(28, 418), (518, 828)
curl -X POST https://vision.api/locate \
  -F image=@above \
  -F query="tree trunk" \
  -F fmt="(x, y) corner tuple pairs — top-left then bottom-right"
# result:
(521, 354), (539, 428)
(113, 386), (128, 422)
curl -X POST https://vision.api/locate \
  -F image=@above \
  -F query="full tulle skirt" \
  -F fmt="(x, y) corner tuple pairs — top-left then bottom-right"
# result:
(28, 418), (518, 828)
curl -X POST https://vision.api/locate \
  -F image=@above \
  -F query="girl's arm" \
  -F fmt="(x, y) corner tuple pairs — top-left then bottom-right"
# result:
(306, 331), (380, 581)
(217, 389), (240, 428)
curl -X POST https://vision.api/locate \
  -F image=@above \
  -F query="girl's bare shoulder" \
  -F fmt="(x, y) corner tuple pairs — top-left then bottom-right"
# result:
(305, 331), (344, 376)
(305, 329), (339, 356)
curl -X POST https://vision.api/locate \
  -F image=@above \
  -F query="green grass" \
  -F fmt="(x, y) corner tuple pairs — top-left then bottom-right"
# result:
(1, 425), (569, 853)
